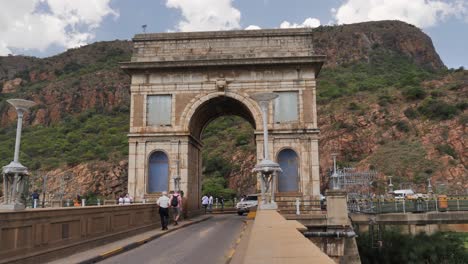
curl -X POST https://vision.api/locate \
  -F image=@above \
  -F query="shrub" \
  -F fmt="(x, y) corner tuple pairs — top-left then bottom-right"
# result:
(404, 108), (418, 119)
(436, 144), (458, 159)
(418, 99), (459, 120)
(402, 86), (426, 100)
(357, 230), (468, 264)
(394, 120), (410, 132)
(378, 95), (393, 106)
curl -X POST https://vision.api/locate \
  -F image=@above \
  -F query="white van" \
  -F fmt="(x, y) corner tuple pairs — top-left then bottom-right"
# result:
(393, 189), (414, 199)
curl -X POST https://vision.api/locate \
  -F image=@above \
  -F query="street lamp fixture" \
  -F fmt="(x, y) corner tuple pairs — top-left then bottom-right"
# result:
(388, 176), (394, 193)
(250, 93), (282, 210)
(1, 99), (36, 210)
(331, 153), (339, 190)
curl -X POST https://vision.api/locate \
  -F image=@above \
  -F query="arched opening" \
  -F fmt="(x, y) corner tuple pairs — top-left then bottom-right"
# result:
(189, 96), (257, 141)
(188, 95), (258, 198)
(277, 149), (299, 192)
(148, 151), (169, 193)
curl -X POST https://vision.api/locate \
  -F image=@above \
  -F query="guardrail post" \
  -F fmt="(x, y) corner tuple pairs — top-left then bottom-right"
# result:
(425, 200), (428, 211)
(97, 199), (101, 206)
(33, 199), (37, 208)
(66, 199), (71, 207)
(295, 198), (300, 215)
(82, 199), (86, 207)
(402, 199), (406, 214)
(457, 198), (460, 211)
(394, 200), (398, 212)
(435, 197), (438, 212)
(215, 197), (218, 209)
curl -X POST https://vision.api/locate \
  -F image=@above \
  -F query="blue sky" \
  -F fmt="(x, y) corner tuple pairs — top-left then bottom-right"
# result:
(1, 0), (467, 68)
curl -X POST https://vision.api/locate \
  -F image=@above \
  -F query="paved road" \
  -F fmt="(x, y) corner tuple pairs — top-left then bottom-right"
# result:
(100, 214), (245, 264)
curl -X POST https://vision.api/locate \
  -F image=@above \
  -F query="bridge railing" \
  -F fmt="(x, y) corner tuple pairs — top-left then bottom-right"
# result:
(26, 198), (156, 208)
(348, 196), (468, 214)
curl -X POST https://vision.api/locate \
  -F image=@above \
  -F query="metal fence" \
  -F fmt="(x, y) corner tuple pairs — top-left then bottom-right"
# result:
(348, 196), (468, 214)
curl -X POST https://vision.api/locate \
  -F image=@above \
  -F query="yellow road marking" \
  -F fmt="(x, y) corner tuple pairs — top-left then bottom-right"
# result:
(101, 247), (123, 258)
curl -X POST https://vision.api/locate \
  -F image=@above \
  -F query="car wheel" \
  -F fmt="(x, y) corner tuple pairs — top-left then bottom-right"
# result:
(237, 212), (244, 216)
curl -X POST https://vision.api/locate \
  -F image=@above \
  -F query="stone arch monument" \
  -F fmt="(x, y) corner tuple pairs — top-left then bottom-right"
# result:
(121, 28), (325, 214)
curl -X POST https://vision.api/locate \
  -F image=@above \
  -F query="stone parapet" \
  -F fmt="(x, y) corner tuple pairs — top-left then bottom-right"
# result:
(0, 204), (160, 264)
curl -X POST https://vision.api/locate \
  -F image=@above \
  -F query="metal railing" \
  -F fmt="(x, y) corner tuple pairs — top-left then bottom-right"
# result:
(348, 196), (468, 214)
(26, 198), (155, 208)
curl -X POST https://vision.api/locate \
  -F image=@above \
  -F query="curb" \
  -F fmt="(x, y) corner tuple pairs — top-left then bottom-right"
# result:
(77, 216), (213, 264)
(225, 220), (249, 264)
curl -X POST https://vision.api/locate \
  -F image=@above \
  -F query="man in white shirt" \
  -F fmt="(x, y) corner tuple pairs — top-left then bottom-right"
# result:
(157, 191), (170, 230)
(201, 195), (209, 214)
(208, 195), (214, 213)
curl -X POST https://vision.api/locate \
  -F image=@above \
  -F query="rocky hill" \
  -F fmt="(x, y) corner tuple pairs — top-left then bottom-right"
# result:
(0, 20), (465, 199)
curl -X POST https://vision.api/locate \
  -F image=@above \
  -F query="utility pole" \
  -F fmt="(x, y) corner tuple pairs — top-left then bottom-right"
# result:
(41, 173), (47, 208)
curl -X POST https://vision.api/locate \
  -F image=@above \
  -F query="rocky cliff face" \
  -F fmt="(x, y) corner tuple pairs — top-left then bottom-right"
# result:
(0, 20), (464, 198)
(312, 21), (445, 70)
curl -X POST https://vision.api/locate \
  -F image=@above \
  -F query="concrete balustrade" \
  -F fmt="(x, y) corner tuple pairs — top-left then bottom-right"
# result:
(242, 210), (335, 263)
(0, 204), (160, 264)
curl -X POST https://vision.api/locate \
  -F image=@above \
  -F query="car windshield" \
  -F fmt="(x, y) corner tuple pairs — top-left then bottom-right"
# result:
(245, 196), (257, 201)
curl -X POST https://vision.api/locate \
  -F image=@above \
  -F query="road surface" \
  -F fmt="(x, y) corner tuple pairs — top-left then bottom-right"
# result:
(100, 214), (245, 264)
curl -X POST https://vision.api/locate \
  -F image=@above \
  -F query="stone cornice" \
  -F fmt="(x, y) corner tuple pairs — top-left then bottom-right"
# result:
(121, 56), (326, 75)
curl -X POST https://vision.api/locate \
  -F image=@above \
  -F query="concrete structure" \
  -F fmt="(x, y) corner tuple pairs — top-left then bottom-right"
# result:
(0, 204), (160, 264)
(121, 28), (325, 213)
(241, 210), (335, 264)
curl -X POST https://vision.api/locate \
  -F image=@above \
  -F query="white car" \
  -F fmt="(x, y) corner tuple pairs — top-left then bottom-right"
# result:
(236, 195), (258, 215)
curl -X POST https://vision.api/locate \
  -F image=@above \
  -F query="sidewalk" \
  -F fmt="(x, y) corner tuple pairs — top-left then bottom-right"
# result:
(48, 215), (212, 264)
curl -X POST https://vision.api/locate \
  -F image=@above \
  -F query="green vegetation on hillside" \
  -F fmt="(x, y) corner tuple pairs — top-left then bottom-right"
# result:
(368, 140), (437, 185)
(317, 49), (436, 103)
(201, 116), (256, 198)
(0, 108), (129, 170)
(357, 230), (468, 264)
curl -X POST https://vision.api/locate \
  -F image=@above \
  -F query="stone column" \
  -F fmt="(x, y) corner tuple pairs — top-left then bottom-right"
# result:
(326, 189), (349, 226)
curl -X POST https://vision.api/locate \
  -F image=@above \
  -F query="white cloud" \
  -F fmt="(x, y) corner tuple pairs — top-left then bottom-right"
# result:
(280, 17), (321, 28)
(333, 0), (468, 28)
(245, 25), (261, 30)
(166, 0), (241, 31)
(0, 0), (118, 56)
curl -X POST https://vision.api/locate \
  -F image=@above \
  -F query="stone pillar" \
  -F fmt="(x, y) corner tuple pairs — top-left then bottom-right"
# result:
(311, 138), (321, 197)
(127, 141), (137, 199)
(326, 189), (349, 226)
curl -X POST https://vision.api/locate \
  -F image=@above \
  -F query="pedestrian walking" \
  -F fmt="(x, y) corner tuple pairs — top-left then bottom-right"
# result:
(31, 190), (40, 208)
(201, 194), (209, 213)
(157, 191), (170, 230)
(170, 191), (182, 225)
(220, 196), (225, 211)
(208, 194), (214, 213)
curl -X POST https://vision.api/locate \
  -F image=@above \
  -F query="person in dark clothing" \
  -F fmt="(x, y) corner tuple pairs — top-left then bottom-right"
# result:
(32, 190), (40, 208)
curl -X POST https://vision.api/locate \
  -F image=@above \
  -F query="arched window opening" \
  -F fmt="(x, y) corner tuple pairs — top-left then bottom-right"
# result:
(148, 151), (169, 193)
(277, 149), (299, 192)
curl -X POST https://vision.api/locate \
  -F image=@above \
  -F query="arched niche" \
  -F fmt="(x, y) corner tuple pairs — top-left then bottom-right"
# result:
(148, 151), (169, 193)
(277, 148), (299, 192)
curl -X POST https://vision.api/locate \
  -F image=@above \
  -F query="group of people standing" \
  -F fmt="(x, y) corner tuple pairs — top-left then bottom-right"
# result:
(156, 191), (182, 230)
(201, 194), (224, 213)
(118, 193), (134, 205)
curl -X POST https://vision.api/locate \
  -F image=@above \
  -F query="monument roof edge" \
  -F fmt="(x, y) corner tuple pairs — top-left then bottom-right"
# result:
(132, 28), (315, 41)
(120, 55), (326, 70)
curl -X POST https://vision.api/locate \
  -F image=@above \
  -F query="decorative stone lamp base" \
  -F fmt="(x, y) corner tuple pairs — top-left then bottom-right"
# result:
(259, 201), (278, 210)
(0, 203), (25, 211)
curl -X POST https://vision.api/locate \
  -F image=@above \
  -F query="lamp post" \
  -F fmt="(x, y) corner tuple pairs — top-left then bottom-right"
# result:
(388, 176), (394, 193)
(250, 93), (282, 210)
(427, 177), (433, 195)
(1, 99), (36, 210)
(331, 153), (339, 190)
